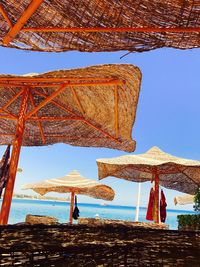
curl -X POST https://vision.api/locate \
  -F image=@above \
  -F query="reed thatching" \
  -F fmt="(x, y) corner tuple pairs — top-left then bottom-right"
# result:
(22, 170), (115, 201)
(0, 64), (141, 152)
(174, 194), (194, 205)
(97, 146), (200, 194)
(0, 1), (200, 52)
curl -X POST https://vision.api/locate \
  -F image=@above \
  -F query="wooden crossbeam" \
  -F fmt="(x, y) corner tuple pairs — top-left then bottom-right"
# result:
(0, 4), (13, 27)
(0, 133), (14, 136)
(29, 92), (46, 144)
(0, 80), (124, 87)
(21, 26), (200, 33)
(0, 89), (23, 113)
(34, 90), (120, 143)
(3, 0), (44, 45)
(0, 77), (118, 82)
(34, 89), (83, 118)
(28, 116), (81, 121)
(70, 86), (85, 114)
(0, 115), (17, 120)
(83, 119), (121, 144)
(26, 84), (69, 119)
(45, 135), (116, 140)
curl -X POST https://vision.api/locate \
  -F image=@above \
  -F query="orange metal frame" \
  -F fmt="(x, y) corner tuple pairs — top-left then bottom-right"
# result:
(1, 0), (200, 46)
(0, 76), (122, 224)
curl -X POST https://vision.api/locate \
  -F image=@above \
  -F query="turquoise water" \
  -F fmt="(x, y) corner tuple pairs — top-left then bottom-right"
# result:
(1, 199), (195, 229)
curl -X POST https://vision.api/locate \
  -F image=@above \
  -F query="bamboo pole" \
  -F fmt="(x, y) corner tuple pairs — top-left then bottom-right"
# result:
(0, 88), (29, 225)
(69, 192), (75, 225)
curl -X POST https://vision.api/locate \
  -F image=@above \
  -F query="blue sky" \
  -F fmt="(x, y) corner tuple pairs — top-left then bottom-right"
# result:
(0, 46), (199, 210)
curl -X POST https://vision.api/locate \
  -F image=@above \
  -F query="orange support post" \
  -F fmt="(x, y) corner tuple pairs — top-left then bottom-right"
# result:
(69, 192), (75, 225)
(0, 88), (29, 225)
(153, 168), (160, 224)
(3, 0), (44, 45)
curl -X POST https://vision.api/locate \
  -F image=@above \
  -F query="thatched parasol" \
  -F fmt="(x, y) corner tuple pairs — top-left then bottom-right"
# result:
(0, 1), (200, 52)
(97, 146), (200, 223)
(23, 170), (115, 224)
(0, 64), (141, 225)
(174, 194), (194, 205)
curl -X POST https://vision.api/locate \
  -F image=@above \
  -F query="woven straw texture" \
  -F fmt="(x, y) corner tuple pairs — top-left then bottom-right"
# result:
(1, 1), (200, 52)
(97, 146), (200, 194)
(0, 64), (141, 152)
(174, 194), (194, 205)
(23, 170), (115, 201)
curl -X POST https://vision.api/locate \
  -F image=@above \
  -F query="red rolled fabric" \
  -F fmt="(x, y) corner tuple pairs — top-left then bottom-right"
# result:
(146, 187), (154, 221)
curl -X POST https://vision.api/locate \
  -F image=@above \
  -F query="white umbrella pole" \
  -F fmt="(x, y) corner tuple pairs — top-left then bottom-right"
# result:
(135, 183), (141, 222)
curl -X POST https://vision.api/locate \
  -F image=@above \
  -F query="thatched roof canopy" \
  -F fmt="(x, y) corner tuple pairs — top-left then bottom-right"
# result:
(0, 64), (141, 152)
(97, 146), (200, 194)
(22, 170), (115, 201)
(0, 0), (200, 52)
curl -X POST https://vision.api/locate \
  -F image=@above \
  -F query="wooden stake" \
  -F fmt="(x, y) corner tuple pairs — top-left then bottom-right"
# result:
(69, 192), (75, 225)
(0, 88), (29, 225)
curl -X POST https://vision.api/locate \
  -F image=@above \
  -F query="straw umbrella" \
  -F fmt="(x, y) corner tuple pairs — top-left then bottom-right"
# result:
(0, 64), (141, 225)
(0, 1), (200, 52)
(22, 170), (115, 224)
(97, 146), (200, 223)
(174, 194), (194, 205)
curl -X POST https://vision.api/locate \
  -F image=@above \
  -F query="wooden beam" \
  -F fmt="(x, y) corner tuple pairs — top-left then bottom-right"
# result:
(3, 0), (44, 45)
(26, 84), (69, 119)
(0, 80), (124, 87)
(29, 92), (46, 144)
(34, 89), (83, 118)
(0, 133), (14, 136)
(22, 26), (200, 33)
(46, 135), (116, 140)
(34, 89), (120, 144)
(0, 77), (119, 82)
(114, 85), (119, 139)
(0, 4), (13, 28)
(83, 119), (121, 144)
(0, 88), (30, 225)
(0, 115), (17, 120)
(29, 116), (81, 121)
(0, 89), (23, 113)
(70, 86), (85, 114)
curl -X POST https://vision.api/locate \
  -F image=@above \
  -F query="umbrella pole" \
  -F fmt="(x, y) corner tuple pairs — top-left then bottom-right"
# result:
(154, 169), (160, 224)
(0, 88), (29, 225)
(135, 183), (141, 222)
(69, 192), (75, 224)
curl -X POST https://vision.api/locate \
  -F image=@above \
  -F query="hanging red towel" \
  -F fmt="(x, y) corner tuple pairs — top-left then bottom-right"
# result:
(160, 189), (167, 223)
(0, 145), (11, 198)
(146, 187), (154, 221)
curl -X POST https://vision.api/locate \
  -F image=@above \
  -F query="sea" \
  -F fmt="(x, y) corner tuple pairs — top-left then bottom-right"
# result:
(2, 199), (195, 230)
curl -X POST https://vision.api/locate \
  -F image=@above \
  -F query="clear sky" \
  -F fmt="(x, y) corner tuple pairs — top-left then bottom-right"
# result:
(0, 46), (199, 211)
